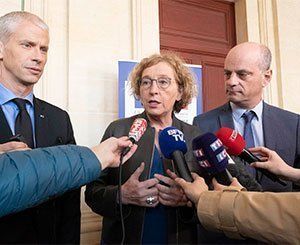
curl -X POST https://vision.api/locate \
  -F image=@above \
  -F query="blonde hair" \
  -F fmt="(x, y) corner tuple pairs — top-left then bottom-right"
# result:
(129, 52), (197, 113)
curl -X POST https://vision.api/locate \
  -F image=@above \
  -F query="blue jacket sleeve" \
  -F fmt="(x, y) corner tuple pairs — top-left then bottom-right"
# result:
(0, 145), (100, 217)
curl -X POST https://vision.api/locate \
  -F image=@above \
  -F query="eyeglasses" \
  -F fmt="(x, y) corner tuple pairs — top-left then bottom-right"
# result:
(139, 77), (172, 90)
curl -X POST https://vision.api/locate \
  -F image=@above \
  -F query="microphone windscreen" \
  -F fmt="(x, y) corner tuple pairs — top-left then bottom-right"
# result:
(128, 118), (147, 143)
(216, 127), (245, 155)
(192, 133), (228, 174)
(159, 127), (187, 159)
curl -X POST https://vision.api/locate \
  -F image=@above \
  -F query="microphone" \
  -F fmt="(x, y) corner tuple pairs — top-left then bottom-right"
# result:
(118, 118), (147, 243)
(216, 127), (287, 186)
(192, 133), (232, 185)
(226, 155), (263, 191)
(159, 127), (193, 182)
(121, 118), (147, 156)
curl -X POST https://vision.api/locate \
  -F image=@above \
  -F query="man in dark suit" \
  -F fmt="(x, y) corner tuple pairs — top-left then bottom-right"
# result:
(0, 11), (80, 243)
(193, 42), (300, 192)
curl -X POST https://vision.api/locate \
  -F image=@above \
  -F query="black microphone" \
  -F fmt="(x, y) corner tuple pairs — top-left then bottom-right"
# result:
(192, 133), (233, 185)
(121, 118), (147, 157)
(216, 127), (287, 186)
(159, 127), (193, 182)
(226, 155), (263, 191)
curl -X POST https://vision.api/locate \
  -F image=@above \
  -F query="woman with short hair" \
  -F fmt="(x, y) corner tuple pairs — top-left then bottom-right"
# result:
(85, 52), (201, 244)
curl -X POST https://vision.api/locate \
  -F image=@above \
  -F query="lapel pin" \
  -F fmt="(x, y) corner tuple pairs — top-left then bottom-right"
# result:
(40, 114), (45, 118)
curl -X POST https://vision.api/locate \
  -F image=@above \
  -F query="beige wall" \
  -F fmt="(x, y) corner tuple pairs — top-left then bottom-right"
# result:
(68, 0), (159, 147)
(235, 0), (300, 113)
(0, 0), (21, 13)
(276, 0), (300, 112)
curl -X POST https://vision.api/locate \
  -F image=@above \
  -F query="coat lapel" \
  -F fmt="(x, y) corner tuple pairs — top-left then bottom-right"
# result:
(0, 107), (13, 143)
(258, 102), (280, 182)
(219, 103), (234, 129)
(262, 102), (277, 150)
(33, 98), (49, 148)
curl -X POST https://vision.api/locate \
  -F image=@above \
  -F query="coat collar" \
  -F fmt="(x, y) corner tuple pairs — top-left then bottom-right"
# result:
(137, 110), (184, 130)
(0, 106), (13, 143)
(219, 103), (235, 129)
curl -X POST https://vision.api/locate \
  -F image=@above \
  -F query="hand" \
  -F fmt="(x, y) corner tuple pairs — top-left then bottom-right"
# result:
(0, 141), (30, 154)
(121, 162), (159, 207)
(91, 136), (137, 169)
(249, 146), (293, 179)
(175, 172), (208, 205)
(212, 177), (243, 191)
(155, 170), (189, 207)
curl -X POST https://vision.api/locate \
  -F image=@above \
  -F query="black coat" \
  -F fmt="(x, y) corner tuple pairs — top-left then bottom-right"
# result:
(0, 97), (80, 244)
(85, 112), (202, 244)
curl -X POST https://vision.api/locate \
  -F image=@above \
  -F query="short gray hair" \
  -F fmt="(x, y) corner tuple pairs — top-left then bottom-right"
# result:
(259, 45), (272, 71)
(0, 11), (48, 43)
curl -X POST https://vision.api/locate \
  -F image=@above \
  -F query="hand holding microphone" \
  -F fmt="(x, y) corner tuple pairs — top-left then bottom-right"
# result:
(175, 173), (208, 204)
(250, 146), (300, 184)
(175, 174), (243, 205)
(154, 169), (190, 207)
(216, 127), (287, 186)
(91, 136), (138, 169)
(121, 118), (147, 157)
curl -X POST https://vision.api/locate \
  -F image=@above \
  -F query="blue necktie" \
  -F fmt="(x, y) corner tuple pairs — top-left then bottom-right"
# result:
(242, 110), (256, 176)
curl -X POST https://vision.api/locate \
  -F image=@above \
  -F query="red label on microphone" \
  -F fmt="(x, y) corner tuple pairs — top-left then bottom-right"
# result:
(128, 118), (147, 142)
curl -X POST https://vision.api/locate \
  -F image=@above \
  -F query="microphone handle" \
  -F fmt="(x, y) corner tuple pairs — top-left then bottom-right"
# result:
(214, 169), (233, 186)
(121, 138), (136, 157)
(239, 149), (261, 163)
(172, 151), (193, 182)
(240, 149), (287, 186)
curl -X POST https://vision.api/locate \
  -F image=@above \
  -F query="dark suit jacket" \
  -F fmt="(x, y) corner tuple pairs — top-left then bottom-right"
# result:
(0, 97), (80, 244)
(193, 102), (300, 192)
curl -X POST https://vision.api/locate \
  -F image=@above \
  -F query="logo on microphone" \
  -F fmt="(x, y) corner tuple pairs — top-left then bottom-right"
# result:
(199, 160), (211, 168)
(128, 118), (147, 142)
(193, 148), (204, 157)
(210, 139), (222, 151)
(167, 129), (185, 142)
(216, 149), (227, 162)
(229, 130), (238, 141)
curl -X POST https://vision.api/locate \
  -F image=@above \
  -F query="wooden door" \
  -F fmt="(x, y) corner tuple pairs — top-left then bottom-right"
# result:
(159, 0), (236, 112)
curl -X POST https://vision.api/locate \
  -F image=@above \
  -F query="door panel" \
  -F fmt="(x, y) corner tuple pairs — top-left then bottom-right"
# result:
(159, 0), (236, 112)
